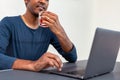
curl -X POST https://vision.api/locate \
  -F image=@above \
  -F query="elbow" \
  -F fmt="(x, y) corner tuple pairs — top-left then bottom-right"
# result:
(67, 56), (77, 63)
(68, 56), (77, 63)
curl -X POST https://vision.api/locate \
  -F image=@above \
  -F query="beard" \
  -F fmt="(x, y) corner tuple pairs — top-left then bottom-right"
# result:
(27, 2), (48, 17)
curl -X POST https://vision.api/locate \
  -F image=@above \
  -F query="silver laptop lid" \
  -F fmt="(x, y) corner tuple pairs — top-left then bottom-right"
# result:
(84, 28), (120, 79)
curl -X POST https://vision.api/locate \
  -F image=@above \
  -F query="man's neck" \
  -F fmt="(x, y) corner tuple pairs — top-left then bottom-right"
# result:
(21, 12), (39, 29)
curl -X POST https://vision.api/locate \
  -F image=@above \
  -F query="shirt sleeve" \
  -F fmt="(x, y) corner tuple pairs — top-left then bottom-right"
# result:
(50, 32), (77, 63)
(0, 17), (17, 70)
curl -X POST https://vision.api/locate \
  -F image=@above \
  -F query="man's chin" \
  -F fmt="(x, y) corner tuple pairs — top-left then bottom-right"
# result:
(32, 12), (39, 17)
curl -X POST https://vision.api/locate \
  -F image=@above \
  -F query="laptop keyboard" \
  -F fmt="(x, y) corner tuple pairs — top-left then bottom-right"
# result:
(65, 69), (85, 75)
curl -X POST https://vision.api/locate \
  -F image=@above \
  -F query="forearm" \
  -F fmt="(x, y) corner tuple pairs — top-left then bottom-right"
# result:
(41, 11), (74, 52)
(12, 59), (36, 71)
(54, 27), (73, 53)
(12, 52), (63, 72)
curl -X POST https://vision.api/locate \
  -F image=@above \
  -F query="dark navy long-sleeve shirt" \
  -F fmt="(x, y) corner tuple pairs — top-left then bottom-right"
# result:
(0, 16), (77, 70)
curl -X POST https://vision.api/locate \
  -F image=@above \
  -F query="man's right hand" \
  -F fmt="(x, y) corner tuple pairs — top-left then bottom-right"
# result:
(31, 52), (63, 71)
(12, 52), (63, 72)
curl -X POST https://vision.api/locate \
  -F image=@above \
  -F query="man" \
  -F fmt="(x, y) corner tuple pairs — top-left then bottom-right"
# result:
(0, 0), (77, 71)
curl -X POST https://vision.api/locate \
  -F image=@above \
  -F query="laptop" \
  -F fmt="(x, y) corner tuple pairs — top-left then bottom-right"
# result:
(41, 28), (120, 79)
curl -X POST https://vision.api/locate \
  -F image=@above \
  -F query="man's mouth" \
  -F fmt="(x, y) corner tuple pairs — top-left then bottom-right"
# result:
(36, 5), (46, 11)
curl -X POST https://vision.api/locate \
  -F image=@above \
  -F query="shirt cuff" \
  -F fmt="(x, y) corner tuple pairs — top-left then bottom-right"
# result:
(0, 53), (17, 70)
(61, 45), (77, 63)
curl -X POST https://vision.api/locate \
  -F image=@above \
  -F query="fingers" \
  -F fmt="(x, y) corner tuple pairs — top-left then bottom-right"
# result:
(48, 58), (62, 71)
(40, 11), (58, 27)
(34, 52), (63, 71)
(48, 53), (62, 63)
(41, 16), (55, 26)
(43, 52), (63, 71)
(42, 11), (57, 21)
(46, 53), (63, 67)
(41, 58), (62, 71)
